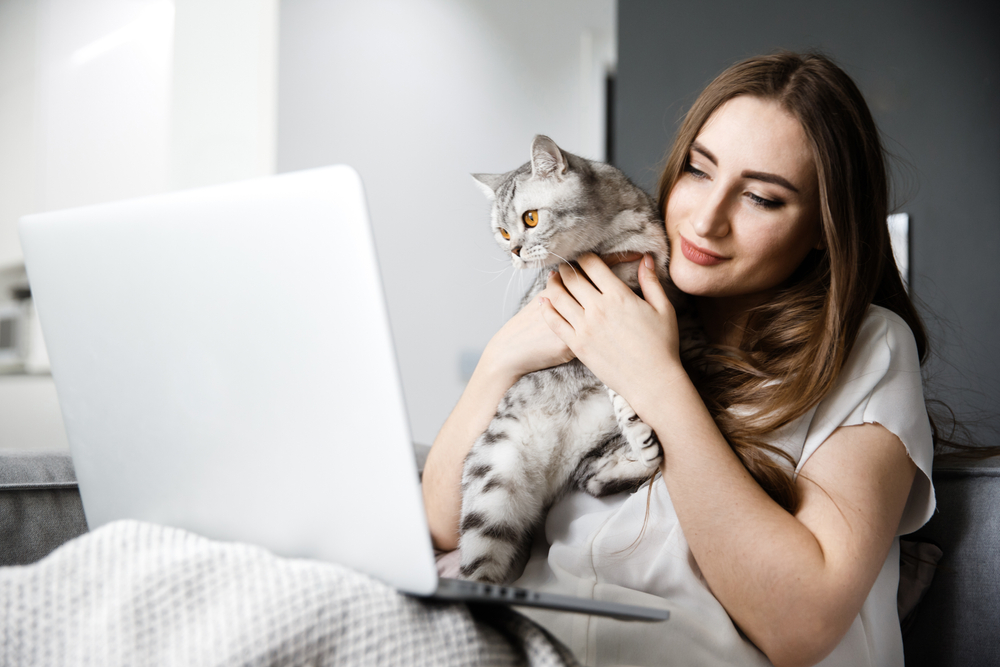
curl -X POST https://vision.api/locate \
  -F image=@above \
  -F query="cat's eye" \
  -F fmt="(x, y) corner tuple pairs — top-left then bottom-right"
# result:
(499, 228), (510, 240)
(522, 210), (539, 227)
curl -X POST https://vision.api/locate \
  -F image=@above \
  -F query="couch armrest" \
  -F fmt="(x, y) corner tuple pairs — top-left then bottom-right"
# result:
(0, 450), (88, 566)
(1, 443), (436, 567)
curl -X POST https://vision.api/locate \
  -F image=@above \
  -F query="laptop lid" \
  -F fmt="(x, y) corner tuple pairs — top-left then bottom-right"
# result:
(19, 166), (440, 596)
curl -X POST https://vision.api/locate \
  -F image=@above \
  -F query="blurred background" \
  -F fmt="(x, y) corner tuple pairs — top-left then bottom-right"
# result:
(0, 0), (996, 451)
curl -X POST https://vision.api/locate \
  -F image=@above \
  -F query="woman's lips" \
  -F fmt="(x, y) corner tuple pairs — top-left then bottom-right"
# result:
(679, 237), (727, 266)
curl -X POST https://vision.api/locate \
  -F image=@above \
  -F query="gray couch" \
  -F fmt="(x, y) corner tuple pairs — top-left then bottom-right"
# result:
(2, 448), (997, 666)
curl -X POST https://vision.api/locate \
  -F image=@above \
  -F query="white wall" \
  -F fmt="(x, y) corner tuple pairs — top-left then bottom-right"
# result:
(277, 0), (617, 445)
(0, 0), (279, 268)
(0, 0), (41, 270)
(169, 0), (278, 190)
(0, 0), (279, 449)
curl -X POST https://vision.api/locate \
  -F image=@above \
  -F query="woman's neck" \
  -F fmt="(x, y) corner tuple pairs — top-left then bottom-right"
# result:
(695, 293), (772, 348)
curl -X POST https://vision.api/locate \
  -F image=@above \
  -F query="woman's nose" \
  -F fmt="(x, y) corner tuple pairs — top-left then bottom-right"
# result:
(690, 187), (731, 238)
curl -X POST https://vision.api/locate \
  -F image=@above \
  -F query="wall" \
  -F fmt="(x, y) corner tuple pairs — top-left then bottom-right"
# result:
(277, 0), (616, 445)
(0, 0), (279, 450)
(616, 0), (999, 442)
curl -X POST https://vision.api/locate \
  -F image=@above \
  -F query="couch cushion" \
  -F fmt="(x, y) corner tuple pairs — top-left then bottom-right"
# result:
(0, 451), (88, 566)
(902, 457), (1000, 667)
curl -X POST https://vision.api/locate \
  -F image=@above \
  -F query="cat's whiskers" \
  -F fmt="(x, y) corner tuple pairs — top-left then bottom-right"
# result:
(478, 264), (511, 276)
(502, 267), (519, 320)
(546, 251), (582, 281)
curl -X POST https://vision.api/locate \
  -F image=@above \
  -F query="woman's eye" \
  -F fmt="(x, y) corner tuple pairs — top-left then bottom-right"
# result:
(499, 228), (510, 240)
(747, 192), (782, 210)
(684, 162), (707, 179)
(522, 210), (539, 227)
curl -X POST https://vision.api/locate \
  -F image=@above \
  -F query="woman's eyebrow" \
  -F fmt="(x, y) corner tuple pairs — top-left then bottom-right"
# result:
(741, 170), (800, 194)
(691, 142), (717, 165)
(692, 141), (801, 194)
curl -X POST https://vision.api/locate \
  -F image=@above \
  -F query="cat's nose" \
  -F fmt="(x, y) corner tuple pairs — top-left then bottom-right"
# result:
(512, 246), (522, 257)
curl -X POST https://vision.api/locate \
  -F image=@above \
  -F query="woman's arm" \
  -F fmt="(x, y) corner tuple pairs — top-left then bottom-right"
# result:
(640, 381), (914, 667)
(541, 254), (917, 667)
(423, 253), (643, 550)
(422, 281), (576, 550)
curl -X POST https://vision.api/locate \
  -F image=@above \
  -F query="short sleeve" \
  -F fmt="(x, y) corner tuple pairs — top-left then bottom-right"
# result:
(792, 306), (936, 535)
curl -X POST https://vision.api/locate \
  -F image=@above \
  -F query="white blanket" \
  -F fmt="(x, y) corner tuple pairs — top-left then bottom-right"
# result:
(0, 520), (579, 667)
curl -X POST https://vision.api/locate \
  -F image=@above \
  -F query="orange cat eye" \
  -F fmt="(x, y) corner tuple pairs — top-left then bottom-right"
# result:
(523, 210), (538, 227)
(499, 228), (510, 240)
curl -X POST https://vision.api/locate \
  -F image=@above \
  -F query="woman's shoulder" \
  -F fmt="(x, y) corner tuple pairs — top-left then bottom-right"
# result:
(845, 304), (922, 378)
(817, 304), (936, 533)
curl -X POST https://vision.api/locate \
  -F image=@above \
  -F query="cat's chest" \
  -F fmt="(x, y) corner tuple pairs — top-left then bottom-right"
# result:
(506, 362), (612, 421)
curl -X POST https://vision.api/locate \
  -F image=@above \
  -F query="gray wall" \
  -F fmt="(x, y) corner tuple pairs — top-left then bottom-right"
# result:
(616, 0), (999, 443)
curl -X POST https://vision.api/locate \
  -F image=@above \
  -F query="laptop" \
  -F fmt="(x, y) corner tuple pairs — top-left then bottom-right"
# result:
(18, 166), (668, 623)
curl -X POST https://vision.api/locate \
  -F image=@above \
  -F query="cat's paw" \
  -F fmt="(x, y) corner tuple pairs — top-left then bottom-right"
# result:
(623, 418), (663, 467)
(575, 434), (659, 498)
(607, 387), (663, 467)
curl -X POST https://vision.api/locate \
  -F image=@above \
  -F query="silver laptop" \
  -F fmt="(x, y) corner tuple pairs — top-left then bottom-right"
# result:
(18, 166), (668, 622)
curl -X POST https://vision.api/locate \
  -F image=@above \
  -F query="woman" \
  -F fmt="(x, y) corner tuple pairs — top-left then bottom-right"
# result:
(423, 52), (934, 667)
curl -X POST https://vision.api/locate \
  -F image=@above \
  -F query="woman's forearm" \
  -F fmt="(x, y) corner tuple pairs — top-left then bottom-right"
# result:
(630, 374), (913, 667)
(422, 358), (520, 551)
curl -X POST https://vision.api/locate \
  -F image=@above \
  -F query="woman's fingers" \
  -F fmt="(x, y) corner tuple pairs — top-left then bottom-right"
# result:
(600, 250), (644, 268)
(543, 271), (585, 327)
(538, 296), (576, 343)
(572, 253), (636, 296)
(556, 257), (608, 310)
(637, 254), (672, 313)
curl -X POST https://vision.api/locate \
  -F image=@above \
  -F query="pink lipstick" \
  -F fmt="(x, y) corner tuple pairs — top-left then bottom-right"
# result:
(680, 237), (727, 266)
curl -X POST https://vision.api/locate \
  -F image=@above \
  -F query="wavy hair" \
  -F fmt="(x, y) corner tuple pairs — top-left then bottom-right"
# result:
(656, 52), (926, 512)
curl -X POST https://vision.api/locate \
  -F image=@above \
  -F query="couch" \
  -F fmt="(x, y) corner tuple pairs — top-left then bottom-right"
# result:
(2, 446), (997, 666)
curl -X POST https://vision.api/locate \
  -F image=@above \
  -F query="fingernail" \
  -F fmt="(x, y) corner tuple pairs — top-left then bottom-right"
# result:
(644, 254), (654, 270)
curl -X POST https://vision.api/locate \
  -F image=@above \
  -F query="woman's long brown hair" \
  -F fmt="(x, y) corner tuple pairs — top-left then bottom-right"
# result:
(656, 53), (928, 513)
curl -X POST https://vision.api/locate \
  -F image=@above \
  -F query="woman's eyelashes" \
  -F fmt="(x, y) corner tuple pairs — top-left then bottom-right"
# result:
(686, 159), (784, 210)
(684, 161), (708, 179)
(746, 192), (784, 210)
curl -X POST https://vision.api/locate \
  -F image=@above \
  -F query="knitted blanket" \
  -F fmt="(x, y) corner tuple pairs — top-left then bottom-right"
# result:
(0, 520), (579, 667)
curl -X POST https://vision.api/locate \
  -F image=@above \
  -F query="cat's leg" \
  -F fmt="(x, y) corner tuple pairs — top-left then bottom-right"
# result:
(573, 430), (659, 497)
(458, 410), (551, 584)
(606, 387), (663, 467)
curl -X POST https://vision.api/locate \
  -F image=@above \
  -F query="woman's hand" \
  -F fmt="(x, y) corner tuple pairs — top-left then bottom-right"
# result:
(423, 251), (647, 550)
(479, 282), (577, 380)
(538, 253), (686, 411)
(480, 252), (649, 381)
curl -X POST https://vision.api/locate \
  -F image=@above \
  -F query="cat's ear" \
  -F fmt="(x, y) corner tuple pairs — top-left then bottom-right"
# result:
(530, 135), (568, 180)
(471, 173), (504, 200)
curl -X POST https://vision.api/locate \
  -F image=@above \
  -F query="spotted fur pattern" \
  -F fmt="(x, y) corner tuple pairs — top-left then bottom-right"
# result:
(461, 135), (683, 584)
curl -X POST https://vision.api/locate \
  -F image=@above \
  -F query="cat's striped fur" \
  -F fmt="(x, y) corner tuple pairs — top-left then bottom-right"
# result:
(460, 135), (681, 584)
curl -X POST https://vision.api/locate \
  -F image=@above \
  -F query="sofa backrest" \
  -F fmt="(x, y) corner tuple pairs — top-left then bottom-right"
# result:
(901, 457), (1000, 666)
(2, 449), (998, 665)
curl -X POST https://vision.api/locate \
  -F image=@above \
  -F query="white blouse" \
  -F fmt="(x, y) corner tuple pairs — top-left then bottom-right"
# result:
(513, 306), (936, 667)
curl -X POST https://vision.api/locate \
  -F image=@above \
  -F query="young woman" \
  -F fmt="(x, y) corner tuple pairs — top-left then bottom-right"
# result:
(422, 52), (934, 667)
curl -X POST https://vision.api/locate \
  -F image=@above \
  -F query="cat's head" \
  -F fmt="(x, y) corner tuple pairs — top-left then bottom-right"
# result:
(472, 135), (670, 290)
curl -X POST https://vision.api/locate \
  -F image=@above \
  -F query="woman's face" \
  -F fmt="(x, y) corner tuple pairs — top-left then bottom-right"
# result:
(665, 95), (822, 304)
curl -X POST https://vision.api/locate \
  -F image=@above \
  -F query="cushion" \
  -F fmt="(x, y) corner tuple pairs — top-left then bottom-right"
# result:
(0, 451), (88, 566)
(901, 457), (1000, 666)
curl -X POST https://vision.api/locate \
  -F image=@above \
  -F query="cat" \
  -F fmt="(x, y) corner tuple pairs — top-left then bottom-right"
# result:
(459, 135), (684, 584)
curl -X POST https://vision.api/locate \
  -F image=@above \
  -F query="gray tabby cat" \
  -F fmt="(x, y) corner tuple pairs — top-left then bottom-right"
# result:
(460, 135), (682, 584)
